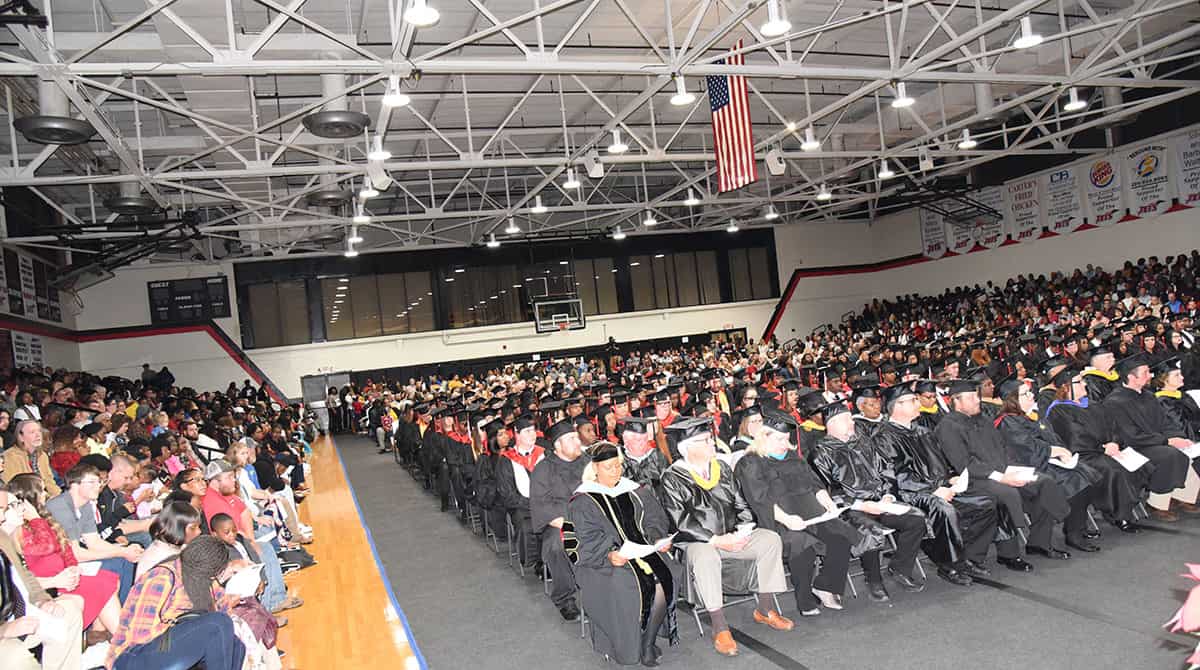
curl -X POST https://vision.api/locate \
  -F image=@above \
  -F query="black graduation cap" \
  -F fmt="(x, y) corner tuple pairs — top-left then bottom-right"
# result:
(818, 401), (851, 424)
(571, 414), (592, 428)
(914, 379), (938, 394)
(761, 410), (799, 435)
(732, 405), (763, 425)
(621, 416), (654, 434)
(635, 405), (656, 419)
(881, 381), (918, 406)
(1114, 353), (1149, 377)
(414, 404), (431, 416)
(652, 390), (671, 403)
(1151, 356), (1182, 376)
(1050, 366), (1080, 387)
(796, 392), (827, 416)
(662, 416), (713, 445)
(996, 376), (1024, 399)
(591, 441), (620, 463)
(541, 399), (565, 412)
(1040, 356), (1069, 376)
(610, 388), (629, 404)
(1018, 333), (1038, 344)
(513, 414), (537, 432)
(701, 368), (724, 381)
(482, 418), (505, 437)
(1048, 335), (1065, 345)
(900, 363), (926, 378)
(945, 379), (980, 396)
(1089, 340), (1115, 358)
(545, 419), (576, 444)
(851, 383), (883, 400)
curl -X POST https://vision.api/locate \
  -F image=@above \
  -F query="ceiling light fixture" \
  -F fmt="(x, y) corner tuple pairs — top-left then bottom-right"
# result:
(367, 135), (391, 161)
(352, 202), (370, 225)
(760, 0), (791, 37)
(878, 159), (895, 180)
(562, 168), (581, 189)
(1063, 87), (1087, 112)
(670, 76), (695, 106)
(607, 129), (628, 154)
(684, 189), (701, 206)
(342, 239), (358, 258)
(505, 216), (520, 234)
(801, 126), (820, 152)
(454, 267), (466, 273)
(957, 129), (978, 150)
(348, 224), (364, 243)
(816, 183), (832, 201)
(403, 0), (440, 27)
(891, 82), (914, 108)
(358, 178), (378, 199)
(486, 233), (500, 248)
(726, 219), (740, 233)
(764, 205), (779, 220)
(530, 195), (547, 214)
(381, 75), (411, 108)
(643, 211), (658, 227)
(1013, 15), (1043, 50)
(612, 226), (626, 240)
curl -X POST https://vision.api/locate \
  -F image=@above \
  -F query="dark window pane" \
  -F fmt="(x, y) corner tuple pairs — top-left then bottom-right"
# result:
(630, 255), (654, 311)
(322, 278), (354, 341)
(696, 250), (721, 304)
(576, 259), (599, 316)
(277, 281), (309, 345)
(247, 283), (281, 348)
(594, 258), (618, 314)
(675, 253), (699, 306)
(749, 247), (772, 299)
(379, 274), (410, 335)
(406, 272), (435, 333)
(650, 253), (673, 307)
(729, 249), (752, 301)
(350, 276), (381, 338)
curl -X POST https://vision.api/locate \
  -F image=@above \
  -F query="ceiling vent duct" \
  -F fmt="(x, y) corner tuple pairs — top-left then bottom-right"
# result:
(973, 81), (996, 120)
(302, 74), (369, 139)
(13, 79), (96, 145)
(306, 150), (351, 206)
(1097, 86), (1137, 128)
(103, 180), (158, 216)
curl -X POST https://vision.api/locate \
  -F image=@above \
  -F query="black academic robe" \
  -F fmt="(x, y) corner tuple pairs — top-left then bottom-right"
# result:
(1155, 390), (1200, 442)
(565, 484), (681, 665)
(874, 420), (998, 566)
(915, 407), (944, 431)
(530, 452), (592, 532)
(1101, 386), (1191, 493)
(852, 415), (885, 440)
(995, 413), (1099, 499)
(1044, 400), (1141, 521)
(621, 449), (670, 496)
(1082, 369), (1118, 404)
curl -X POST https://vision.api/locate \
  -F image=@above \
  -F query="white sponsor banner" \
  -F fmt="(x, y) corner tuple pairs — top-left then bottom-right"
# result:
(969, 186), (1007, 249)
(1040, 164), (1084, 234)
(919, 206), (947, 259)
(944, 201), (976, 255)
(1083, 154), (1124, 226)
(1171, 128), (1200, 207)
(17, 254), (35, 320)
(1123, 143), (1173, 218)
(1004, 177), (1041, 243)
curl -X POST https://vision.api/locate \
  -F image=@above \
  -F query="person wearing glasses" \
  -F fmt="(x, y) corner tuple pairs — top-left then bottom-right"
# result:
(43, 463), (141, 603)
(994, 378), (1104, 554)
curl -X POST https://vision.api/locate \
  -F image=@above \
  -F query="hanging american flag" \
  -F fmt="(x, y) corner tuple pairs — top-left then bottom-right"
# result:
(707, 40), (757, 193)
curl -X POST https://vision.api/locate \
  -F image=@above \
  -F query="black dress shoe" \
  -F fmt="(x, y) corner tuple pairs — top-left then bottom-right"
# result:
(1083, 528), (1101, 540)
(867, 582), (891, 603)
(1113, 519), (1143, 533)
(558, 604), (581, 622)
(1026, 545), (1071, 560)
(997, 556), (1034, 572)
(963, 560), (991, 577)
(937, 566), (973, 586)
(1065, 536), (1101, 553)
(886, 566), (926, 592)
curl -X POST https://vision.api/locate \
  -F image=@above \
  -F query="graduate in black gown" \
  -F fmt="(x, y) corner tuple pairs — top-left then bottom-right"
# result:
(1153, 356), (1200, 444)
(530, 420), (591, 621)
(993, 379), (1103, 552)
(1081, 343), (1120, 403)
(934, 379), (1071, 570)
(914, 379), (946, 430)
(618, 417), (670, 495)
(495, 415), (545, 568)
(874, 382), (997, 585)
(564, 442), (680, 667)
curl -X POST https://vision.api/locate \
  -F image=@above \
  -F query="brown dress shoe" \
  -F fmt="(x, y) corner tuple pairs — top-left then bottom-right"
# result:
(753, 609), (795, 631)
(85, 629), (111, 646)
(713, 630), (738, 656)
(1150, 507), (1179, 522)
(1171, 500), (1200, 515)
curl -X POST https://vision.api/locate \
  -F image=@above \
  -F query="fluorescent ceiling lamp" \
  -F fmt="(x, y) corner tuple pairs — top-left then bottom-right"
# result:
(801, 126), (820, 152)
(764, 205), (779, 220)
(726, 219), (739, 233)
(816, 183), (832, 201)
(486, 233), (500, 248)
(505, 216), (520, 234)
(684, 189), (700, 206)
(530, 195), (547, 214)
(403, 0), (439, 27)
(607, 129), (628, 154)
(670, 77), (695, 106)
(562, 168), (581, 189)
(348, 224), (364, 243)
(643, 211), (658, 227)
(454, 267), (466, 273)
(342, 239), (358, 258)
(382, 75), (411, 107)
(891, 82), (914, 108)
(358, 178), (378, 199)
(760, 0), (791, 37)
(1014, 16), (1043, 50)
(612, 226), (626, 240)
(352, 203), (370, 225)
(878, 159), (895, 180)
(1063, 87), (1087, 112)
(958, 129), (978, 150)
(367, 135), (391, 161)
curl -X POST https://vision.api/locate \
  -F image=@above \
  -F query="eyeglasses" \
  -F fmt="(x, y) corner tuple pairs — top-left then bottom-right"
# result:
(80, 478), (107, 486)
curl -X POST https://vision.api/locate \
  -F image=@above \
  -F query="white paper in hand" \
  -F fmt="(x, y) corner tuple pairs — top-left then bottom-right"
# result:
(1048, 453), (1079, 470)
(1004, 465), (1038, 482)
(29, 605), (68, 642)
(734, 522), (756, 539)
(1114, 447), (1151, 472)
(619, 534), (676, 560)
(1182, 442), (1200, 459)
(224, 564), (264, 598)
(799, 507), (847, 527)
(877, 501), (912, 515)
(950, 469), (969, 493)
(77, 561), (102, 577)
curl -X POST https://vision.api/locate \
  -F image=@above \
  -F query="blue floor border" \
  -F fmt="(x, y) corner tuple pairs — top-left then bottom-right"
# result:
(327, 435), (429, 669)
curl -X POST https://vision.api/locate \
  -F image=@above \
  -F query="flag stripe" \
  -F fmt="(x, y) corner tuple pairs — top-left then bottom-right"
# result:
(707, 41), (756, 193)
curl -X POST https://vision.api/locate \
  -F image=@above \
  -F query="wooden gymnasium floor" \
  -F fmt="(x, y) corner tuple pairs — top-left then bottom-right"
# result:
(274, 435), (421, 670)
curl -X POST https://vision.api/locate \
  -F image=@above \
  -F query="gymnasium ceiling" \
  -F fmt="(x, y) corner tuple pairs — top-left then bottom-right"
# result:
(1, 0), (1198, 269)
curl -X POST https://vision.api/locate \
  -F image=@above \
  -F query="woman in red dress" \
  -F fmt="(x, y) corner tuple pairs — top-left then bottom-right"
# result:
(6, 473), (122, 633)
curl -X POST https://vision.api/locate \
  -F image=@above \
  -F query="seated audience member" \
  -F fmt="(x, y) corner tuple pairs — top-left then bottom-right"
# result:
(136, 501), (203, 579)
(530, 420), (590, 621)
(98, 453), (154, 548)
(874, 382), (997, 585)
(808, 402), (927, 602)
(495, 414), (544, 568)
(44, 463), (140, 602)
(1153, 357), (1200, 446)
(6, 473), (122, 637)
(736, 411), (888, 617)
(1, 420), (61, 497)
(106, 536), (246, 670)
(47, 425), (83, 483)
(659, 417), (792, 657)
(565, 442), (680, 667)
(619, 417), (669, 494)
(1101, 354), (1193, 521)
(167, 467), (211, 534)
(934, 380), (1069, 570)
(994, 379), (1104, 552)
(0, 487), (86, 670)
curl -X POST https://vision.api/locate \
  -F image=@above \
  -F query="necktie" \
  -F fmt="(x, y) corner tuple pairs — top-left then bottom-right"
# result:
(1, 552), (26, 619)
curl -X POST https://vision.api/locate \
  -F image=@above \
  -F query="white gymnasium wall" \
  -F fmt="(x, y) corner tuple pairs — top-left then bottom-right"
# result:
(770, 206), (1200, 340)
(73, 261), (239, 335)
